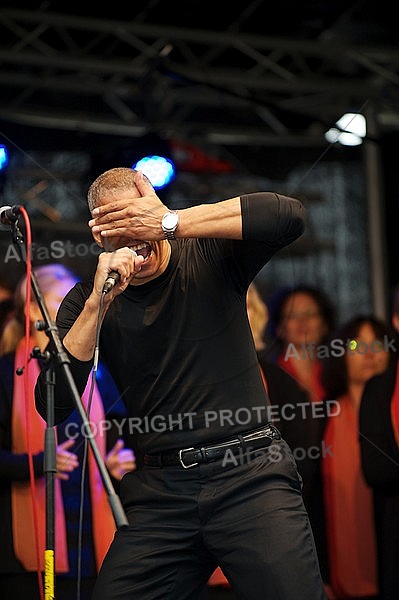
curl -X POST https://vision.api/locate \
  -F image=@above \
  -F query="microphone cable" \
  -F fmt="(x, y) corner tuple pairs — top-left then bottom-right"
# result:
(76, 288), (106, 600)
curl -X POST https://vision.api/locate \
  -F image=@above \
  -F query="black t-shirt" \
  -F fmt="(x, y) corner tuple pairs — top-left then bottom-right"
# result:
(35, 192), (305, 454)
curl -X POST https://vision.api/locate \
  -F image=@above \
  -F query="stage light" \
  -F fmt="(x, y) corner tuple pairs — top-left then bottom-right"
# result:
(325, 113), (366, 146)
(133, 155), (176, 189)
(0, 145), (9, 170)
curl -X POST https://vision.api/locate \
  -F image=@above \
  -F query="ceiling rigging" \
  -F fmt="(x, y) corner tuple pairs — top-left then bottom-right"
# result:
(0, 1), (398, 152)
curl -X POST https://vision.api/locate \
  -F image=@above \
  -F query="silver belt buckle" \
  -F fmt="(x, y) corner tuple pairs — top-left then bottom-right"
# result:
(178, 447), (199, 469)
(244, 425), (274, 443)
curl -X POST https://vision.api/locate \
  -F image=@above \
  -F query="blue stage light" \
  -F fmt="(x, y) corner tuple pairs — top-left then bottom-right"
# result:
(0, 145), (9, 171)
(133, 155), (176, 189)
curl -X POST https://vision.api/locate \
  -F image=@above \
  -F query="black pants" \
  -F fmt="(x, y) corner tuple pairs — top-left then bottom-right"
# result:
(92, 438), (326, 600)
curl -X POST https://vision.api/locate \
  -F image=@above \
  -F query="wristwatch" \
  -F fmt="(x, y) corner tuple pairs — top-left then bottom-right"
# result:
(161, 210), (179, 240)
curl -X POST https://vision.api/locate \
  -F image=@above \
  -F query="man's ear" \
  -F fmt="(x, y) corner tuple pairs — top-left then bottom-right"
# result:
(392, 313), (399, 334)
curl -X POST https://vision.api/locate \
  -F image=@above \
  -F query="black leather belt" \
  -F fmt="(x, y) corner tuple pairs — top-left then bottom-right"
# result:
(143, 423), (281, 469)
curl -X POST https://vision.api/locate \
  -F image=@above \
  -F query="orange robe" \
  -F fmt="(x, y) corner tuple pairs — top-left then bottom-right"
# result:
(322, 395), (378, 597)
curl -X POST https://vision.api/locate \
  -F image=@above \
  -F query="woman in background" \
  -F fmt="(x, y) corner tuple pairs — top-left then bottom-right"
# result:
(359, 288), (399, 600)
(321, 314), (396, 599)
(266, 283), (337, 585)
(247, 282), (324, 489)
(0, 263), (135, 600)
(267, 283), (336, 404)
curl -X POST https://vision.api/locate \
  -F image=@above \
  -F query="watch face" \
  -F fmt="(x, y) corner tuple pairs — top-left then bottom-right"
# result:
(163, 212), (178, 230)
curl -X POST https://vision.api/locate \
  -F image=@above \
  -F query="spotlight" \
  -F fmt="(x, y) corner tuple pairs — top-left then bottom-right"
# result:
(0, 145), (9, 170)
(325, 113), (366, 146)
(133, 155), (176, 189)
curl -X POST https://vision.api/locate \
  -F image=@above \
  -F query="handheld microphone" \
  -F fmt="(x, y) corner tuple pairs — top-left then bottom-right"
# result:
(0, 205), (22, 226)
(102, 271), (120, 294)
(102, 248), (138, 294)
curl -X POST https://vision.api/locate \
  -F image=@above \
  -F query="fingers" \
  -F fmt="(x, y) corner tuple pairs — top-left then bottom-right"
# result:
(88, 171), (163, 241)
(134, 170), (155, 195)
(105, 438), (136, 480)
(109, 439), (135, 463)
(89, 203), (129, 224)
(56, 439), (79, 479)
(56, 451), (78, 469)
(89, 170), (152, 222)
(117, 449), (135, 463)
(109, 438), (125, 455)
(98, 248), (144, 292)
(59, 438), (75, 451)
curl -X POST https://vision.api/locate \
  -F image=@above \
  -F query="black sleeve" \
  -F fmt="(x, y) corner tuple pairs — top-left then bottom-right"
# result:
(219, 192), (306, 287)
(359, 366), (399, 489)
(0, 356), (45, 480)
(0, 449), (44, 480)
(240, 192), (305, 246)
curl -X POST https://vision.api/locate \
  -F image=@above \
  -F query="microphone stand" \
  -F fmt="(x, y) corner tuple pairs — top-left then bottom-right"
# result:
(9, 216), (128, 600)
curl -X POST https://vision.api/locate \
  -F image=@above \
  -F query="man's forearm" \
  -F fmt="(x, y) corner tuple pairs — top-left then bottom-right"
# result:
(176, 193), (304, 243)
(63, 294), (105, 361)
(176, 197), (242, 239)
